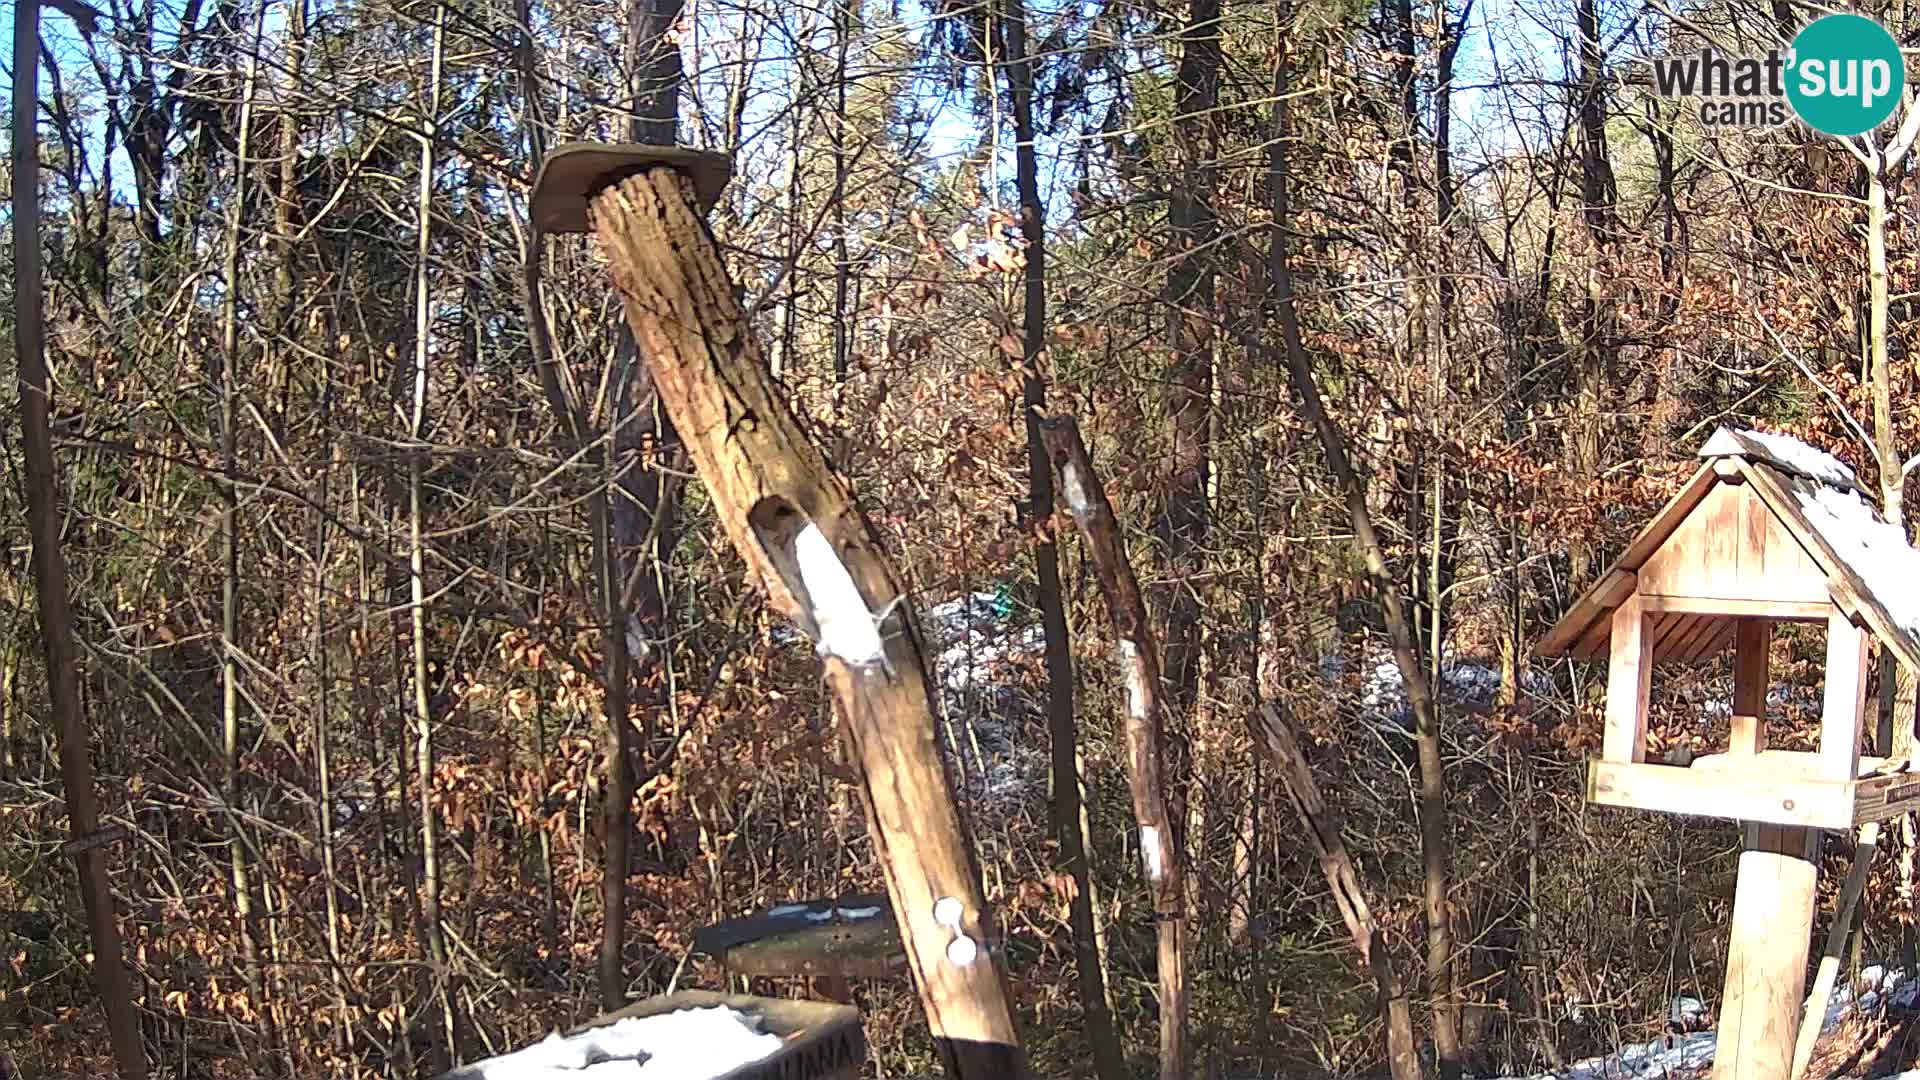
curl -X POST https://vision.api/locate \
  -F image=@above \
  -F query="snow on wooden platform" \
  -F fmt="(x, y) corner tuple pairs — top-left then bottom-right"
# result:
(442, 1006), (784, 1079)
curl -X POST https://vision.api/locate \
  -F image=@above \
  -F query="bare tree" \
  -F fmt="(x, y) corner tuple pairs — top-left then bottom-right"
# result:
(12, 1), (146, 1074)
(1000, 0), (1125, 1070)
(408, 4), (456, 1065)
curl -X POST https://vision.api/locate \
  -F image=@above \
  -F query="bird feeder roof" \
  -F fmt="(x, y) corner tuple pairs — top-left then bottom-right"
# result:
(1535, 427), (1920, 672)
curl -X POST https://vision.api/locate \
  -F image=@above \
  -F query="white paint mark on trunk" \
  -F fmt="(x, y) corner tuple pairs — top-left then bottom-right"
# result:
(946, 933), (979, 967)
(792, 522), (885, 664)
(1141, 824), (1163, 881)
(1061, 461), (1091, 517)
(1120, 639), (1149, 721)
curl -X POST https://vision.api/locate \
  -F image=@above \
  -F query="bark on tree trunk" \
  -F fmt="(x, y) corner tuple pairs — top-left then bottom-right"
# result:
(1001, 0), (1125, 1072)
(584, 164), (1028, 1078)
(1161, 0), (1220, 726)
(1038, 415), (1191, 1080)
(1426, 8), (1469, 1068)
(593, 0), (691, 1009)
(313, 358), (351, 1053)
(219, 9), (272, 1050)
(408, 7), (455, 1065)
(509, 32), (570, 992)
(1866, 166), (1920, 904)
(1569, 0), (1618, 592)
(14, 3), (148, 1073)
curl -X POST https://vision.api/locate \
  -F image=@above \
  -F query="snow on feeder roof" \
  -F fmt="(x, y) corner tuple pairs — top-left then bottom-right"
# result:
(691, 894), (906, 980)
(1535, 426), (1920, 674)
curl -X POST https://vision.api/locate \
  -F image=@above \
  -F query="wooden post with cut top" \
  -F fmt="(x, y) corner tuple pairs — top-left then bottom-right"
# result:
(529, 144), (1026, 1077)
(1035, 414), (1189, 1080)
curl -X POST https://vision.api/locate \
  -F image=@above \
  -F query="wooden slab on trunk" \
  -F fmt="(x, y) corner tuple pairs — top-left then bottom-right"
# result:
(693, 896), (906, 979)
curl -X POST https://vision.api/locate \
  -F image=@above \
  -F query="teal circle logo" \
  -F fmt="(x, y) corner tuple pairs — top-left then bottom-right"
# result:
(1787, 14), (1905, 136)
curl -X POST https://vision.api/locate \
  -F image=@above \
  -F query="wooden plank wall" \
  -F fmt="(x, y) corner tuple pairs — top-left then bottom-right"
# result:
(1637, 482), (1827, 604)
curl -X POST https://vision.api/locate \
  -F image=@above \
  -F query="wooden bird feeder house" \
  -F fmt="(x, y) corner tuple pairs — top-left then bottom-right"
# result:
(1538, 426), (1920, 1080)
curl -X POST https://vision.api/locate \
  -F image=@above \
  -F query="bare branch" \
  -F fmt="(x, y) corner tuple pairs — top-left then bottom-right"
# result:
(1885, 90), (1920, 171)
(1750, 302), (1882, 470)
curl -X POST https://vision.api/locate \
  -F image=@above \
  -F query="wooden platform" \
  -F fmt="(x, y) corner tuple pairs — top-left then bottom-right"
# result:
(692, 895), (906, 980)
(1588, 751), (1920, 831)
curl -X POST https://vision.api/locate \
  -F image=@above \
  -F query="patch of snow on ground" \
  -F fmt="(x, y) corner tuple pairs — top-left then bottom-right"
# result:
(1330, 645), (1553, 736)
(1692, 680), (1821, 722)
(923, 592), (1047, 816)
(924, 592), (1042, 694)
(1490, 1029), (1717, 1080)
(1479, 968), (1920, 1079)
(443, 1006), (784, 1079)
(768, 590), (1047, 815)
(1666, 995), (1708, 1032)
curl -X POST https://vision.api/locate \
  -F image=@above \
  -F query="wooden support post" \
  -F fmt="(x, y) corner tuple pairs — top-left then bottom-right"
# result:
(1604, 591), (1652, 764)
(1821, 606), (1869, 782)
(812, 976), (854, 1005)
(547, 152), (1025, 1076)
(1036, 415), (1189, 1080)
(1712, 824), (1818, 1080)
(1733, 618), (1772, 851)
(1731, 618), (1768, 756)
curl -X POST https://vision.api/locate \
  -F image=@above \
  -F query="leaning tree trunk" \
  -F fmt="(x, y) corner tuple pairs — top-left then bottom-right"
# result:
(1252, 703), (1422, 1080)
(1038, 416), (1191, 1080)
(1267, 24), (1456, 1073)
